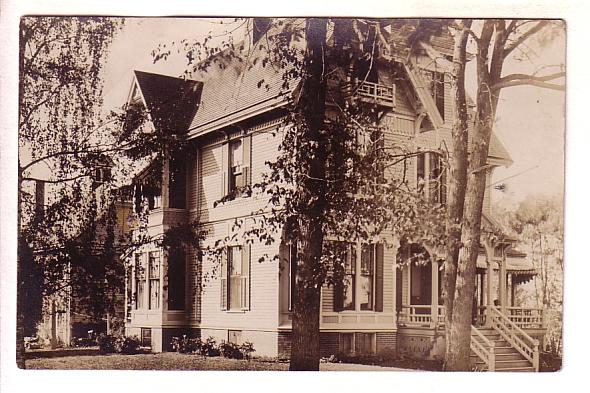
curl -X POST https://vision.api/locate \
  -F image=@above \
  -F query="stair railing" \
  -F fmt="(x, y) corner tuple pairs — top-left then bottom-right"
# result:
(471, 325), (495, 371)
(489, 306), (539, 371)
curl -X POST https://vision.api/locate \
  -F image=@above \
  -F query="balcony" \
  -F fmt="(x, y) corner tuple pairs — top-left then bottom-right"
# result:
(339, 81), (396, 108)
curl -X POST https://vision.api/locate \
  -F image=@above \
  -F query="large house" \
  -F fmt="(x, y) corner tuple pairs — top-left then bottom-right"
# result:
(123, 19), (544, 371)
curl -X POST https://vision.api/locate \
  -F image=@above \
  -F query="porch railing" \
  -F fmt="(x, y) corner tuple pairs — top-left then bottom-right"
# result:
(477, 306), (545, 329)
(397, 305), (445, 327)
(506, 307), (545, 329)
(471, 325), (495, 371)
(489, 306), (539, 371)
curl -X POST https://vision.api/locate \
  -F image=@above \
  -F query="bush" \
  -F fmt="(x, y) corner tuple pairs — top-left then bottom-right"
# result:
(200, 337), (221, 357)
(97, 334), (141, 355)
(170, 336), (255, 359)
(171, 336), (202, 354)
(240, 341), (255, 360)
(116, 336), (141, 355)
(97, 334), (117, 354)
(220, 341), (243, 359)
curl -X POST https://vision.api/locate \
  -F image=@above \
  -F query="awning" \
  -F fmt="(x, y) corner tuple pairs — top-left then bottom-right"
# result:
(475, 254), (537, 277)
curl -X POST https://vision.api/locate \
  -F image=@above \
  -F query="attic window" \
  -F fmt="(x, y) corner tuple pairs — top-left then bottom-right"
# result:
(429, 71), (445, 121)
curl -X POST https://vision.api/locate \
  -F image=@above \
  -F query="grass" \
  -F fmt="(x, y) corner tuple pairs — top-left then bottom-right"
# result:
(26, 352), (290, 371)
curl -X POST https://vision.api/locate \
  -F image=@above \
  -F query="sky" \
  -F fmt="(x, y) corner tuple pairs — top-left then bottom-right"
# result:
(100, 18), (566, 208)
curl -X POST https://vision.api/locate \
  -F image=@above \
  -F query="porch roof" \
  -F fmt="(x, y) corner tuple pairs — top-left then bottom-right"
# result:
(476, 254), (537, 277)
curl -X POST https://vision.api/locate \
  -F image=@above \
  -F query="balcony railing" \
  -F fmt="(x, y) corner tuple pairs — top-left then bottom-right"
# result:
(340, 81), (396, 107)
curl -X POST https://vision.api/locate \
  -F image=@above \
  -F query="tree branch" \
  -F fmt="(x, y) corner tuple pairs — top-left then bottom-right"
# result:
(504, 20), (550, 56)
(493, 71), (565, 91)
(492, 79), (565, 91)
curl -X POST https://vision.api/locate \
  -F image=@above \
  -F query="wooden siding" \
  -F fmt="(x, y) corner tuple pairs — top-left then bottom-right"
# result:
(199, 220), (280, 331)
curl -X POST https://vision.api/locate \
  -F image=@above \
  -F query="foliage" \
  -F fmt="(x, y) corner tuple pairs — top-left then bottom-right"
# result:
(219, 341), (244, 359)
(97, 334), (141, 354)
(170, 335), (202, 354)
(18, 18), (126, 367)
(116, 335), (142, 355)
(97, 334), (117, 354)
(170, 336), (255, 359)
(495, 195), (564, 355)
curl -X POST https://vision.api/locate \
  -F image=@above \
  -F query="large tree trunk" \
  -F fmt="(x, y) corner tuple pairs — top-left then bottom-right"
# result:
(443, 20), (471, 369)
(16, 171), (26, 368)
(445, 66), (495, 371)
(289, 18), (328, 371)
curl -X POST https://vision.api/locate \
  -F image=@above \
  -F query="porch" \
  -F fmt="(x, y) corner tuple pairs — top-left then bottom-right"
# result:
(395, 243), (545, 370)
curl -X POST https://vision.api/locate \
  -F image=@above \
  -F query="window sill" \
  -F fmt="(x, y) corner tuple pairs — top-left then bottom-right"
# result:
(225, 310), (248, 314)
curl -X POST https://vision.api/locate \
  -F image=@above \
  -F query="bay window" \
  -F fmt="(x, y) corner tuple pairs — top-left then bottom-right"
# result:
(333, 242), (383, 312)
(148, 251), (160, 310)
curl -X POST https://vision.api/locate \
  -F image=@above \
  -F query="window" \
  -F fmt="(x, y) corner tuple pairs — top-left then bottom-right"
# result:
(286, 243), (297, 311)
(135, 254), (145, 310)
(126, 263), (133, 319)
(167, 248), (186, 311)
(360, 244), (375, 310)
(229, 139), (243, 193)
(141, 328), (152, 347)
(222, 136), (252, 197)
(228, 330), (242, 345)
(334, 242), (383, 312)
(339, 332), (375, 355)
(416, 152), (446, 204)
(221, 245), (250, 311)
(169, 155), (186, 209)
(429, 71), (445, 121)
(148, 251), (160, 310)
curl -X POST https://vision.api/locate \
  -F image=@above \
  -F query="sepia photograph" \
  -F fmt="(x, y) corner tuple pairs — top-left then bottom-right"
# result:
(5, 1), (588, 390)
(10, 15), (566, 374)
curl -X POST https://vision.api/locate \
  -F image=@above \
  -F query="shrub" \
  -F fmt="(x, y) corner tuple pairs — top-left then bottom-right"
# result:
(171, 336), (202, 354)
(219, 341), (243, 359)
(97, 334), (117, 354)
(240, 341), (255, 360)
(200, 337), (220, 357)
(116, 335), (141, 355)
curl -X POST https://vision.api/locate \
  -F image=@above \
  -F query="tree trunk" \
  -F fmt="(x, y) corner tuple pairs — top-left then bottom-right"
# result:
(443, 20), (471, 368)
(289, 18), (328, 371)
(445, 67), (495, 371)
(16, 172), (26, 368)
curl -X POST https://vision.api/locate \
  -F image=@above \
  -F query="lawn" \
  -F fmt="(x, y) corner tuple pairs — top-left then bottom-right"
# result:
(26, 352), (289, 371)
(25, 351), (412, 371)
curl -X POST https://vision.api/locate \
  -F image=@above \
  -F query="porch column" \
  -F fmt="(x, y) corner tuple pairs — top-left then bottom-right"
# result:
(500, 249), (507, 314)
(431, 260), (439, 327)
(510, 275), (516, 307)
(486, 256), (493, 326)
(162, 156), (170, 208)
(391, 237), (400, 329)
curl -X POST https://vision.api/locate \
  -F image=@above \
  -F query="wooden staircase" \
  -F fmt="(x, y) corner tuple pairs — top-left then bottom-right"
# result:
(471, 327), (536, 372)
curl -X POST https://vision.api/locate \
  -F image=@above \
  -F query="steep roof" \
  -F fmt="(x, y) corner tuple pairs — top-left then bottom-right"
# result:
(133, 70), (203, 133)
(186, 36), (299, 137)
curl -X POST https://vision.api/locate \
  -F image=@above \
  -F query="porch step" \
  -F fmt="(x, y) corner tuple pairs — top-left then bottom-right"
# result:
(470, 325), (536, 372)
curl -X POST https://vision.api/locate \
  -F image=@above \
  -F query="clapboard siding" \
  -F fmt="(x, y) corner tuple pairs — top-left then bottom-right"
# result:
(196, 126), (281, 224)
(199, 221), (280, 330)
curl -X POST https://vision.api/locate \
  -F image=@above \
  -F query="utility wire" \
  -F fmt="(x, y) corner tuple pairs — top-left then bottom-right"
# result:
(488, 165), (540, 188)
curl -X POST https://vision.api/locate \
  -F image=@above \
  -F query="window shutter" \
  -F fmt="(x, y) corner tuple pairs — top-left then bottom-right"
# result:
(220, 248), (228, 310)
(134, 183), (142, 213)
(221, 143), (229, 196)
(241, 243), (251, 310)
(242, 134), (252, 187)
(375, 243), (384, 312)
